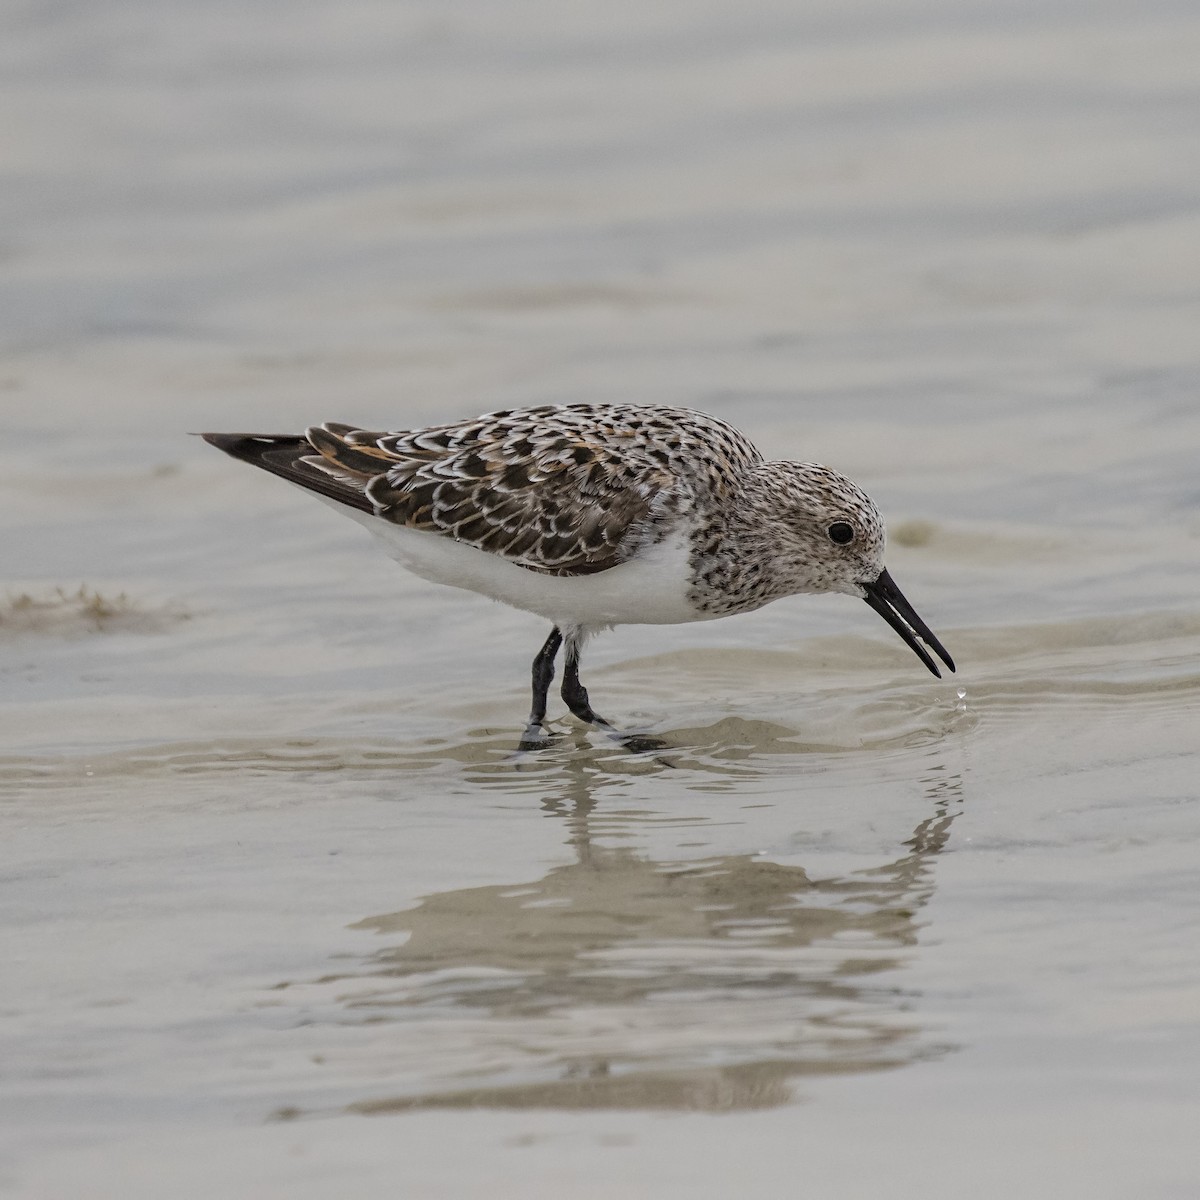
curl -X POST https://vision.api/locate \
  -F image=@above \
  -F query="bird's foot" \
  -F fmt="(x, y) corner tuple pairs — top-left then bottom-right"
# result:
(609, 731), (670, 755)
(516, 721), (557, 753)
(588, 720), (672, 759)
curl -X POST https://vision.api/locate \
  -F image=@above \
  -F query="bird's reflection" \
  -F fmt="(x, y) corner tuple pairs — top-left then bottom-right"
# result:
(321, 750), (962, 1115)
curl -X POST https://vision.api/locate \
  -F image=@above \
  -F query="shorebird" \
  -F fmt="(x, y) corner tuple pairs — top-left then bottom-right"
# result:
(203, 404), (954, 748)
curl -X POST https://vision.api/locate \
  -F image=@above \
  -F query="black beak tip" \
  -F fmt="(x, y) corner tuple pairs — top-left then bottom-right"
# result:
(922, 652), (955, 680)
(862, 569), (955, 679)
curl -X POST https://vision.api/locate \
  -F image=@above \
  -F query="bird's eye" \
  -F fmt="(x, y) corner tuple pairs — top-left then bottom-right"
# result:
(828, 521), (855, 545)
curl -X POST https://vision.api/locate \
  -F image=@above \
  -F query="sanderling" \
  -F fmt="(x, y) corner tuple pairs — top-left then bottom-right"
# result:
(203, 404), (953, 748)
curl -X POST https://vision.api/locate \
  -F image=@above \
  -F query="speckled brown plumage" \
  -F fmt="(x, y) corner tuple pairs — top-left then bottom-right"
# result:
(303, 403), (760, 578)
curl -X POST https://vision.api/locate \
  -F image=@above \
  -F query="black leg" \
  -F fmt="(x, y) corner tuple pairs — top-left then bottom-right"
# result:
(517, 627), (670, 758)
(559, 633), (670, 755)
(529, 626), (563, 725)
(560, 634), (611, 729)
(518, 627), (563, 750)
(561, 642), (669, 755)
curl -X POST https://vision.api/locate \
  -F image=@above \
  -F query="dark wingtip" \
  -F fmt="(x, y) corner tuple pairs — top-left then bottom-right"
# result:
(196, 430), (375, 515)
(198, 432), (250, 453)
(197, 432), (308, 463)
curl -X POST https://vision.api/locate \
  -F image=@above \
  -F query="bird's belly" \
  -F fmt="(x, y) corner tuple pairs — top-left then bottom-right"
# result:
(353, 514), (703, 627)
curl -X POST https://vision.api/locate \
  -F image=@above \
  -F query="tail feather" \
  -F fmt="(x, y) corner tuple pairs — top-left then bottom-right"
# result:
(199, 433), (375, 515)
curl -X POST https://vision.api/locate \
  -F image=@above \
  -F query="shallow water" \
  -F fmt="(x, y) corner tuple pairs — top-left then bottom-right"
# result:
(3, 0), (1200, 1196)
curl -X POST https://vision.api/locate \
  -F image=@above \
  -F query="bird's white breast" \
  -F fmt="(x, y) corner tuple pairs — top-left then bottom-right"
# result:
(329, 503), (708, 628)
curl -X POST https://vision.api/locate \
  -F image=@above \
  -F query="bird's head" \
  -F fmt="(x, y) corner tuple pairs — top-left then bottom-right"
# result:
(765, 461), (955, 678)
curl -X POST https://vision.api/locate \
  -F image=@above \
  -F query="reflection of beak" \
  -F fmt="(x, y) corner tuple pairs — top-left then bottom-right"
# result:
(861, 568), (956, 678)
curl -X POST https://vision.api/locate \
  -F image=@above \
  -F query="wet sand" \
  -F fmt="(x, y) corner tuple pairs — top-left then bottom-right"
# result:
(3, 1), (1200, 1196)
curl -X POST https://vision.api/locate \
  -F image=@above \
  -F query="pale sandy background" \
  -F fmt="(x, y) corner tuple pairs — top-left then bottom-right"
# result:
(2, 1), (1199, 1196)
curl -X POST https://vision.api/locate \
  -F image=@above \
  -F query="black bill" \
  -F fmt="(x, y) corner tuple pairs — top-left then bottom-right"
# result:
(861, 568), (955, 678)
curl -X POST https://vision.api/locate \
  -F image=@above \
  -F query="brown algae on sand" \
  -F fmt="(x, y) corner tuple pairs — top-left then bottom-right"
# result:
(0, 585), (190, 637)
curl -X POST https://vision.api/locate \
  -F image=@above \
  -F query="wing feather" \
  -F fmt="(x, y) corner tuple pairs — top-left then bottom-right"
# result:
(206, 405), (761, 577)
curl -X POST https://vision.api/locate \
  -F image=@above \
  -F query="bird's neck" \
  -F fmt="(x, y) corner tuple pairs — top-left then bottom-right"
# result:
(684, 466), (798, 617)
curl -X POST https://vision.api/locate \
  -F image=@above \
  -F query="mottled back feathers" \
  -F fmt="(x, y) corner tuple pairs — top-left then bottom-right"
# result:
(209, 404), (763, 577)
